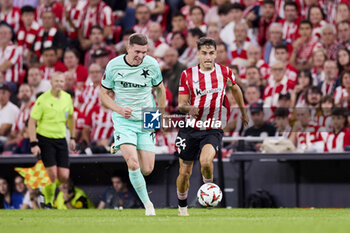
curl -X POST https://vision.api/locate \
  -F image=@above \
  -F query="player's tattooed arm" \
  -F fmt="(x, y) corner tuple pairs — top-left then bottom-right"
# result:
(178, 94), (199, 118)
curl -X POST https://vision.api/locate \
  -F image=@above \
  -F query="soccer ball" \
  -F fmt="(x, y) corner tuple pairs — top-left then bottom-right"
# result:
(197, 183), (223, 207)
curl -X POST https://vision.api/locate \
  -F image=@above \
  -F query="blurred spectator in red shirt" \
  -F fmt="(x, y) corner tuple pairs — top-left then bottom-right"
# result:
(165, 12), (187, 44)
(0, 83), (19, 151)
(181, 0), (209, 23)
(189, 6), (206, 33)
(334, 70), (350, 109)
(27, 67), (51, 98)
(311, 48), (327, 85)
(0, 0), (21, 33)
(0, 23), (22, 84)
(132, 4), (152, 35)
(262, 23), (293, 65)
(36, 0), (63, 25)
(336, 2), (350, 24)
(278, 1), (300, 43)
(324, 107), (350, 152)
(64, 49), (88, 87)
(39, 47), (67, 80)
(336, 21), (350, 52)
(170, 31), (187, 57)
(84, 25), (116, 68)
(307, 5), (327, 40)
(290, 20), (322, 70)
(33, 11), (67, 60)
(215, 42), (231, 67)
(256, 0), (281, 46)
(3, 83), (33, 152)
(79, 0), (113, 50)
(321, 23), (339, 61)
(291, 69), (313, 107)
(17, 6), (41, 65)
(274, 44), (298, 86)
(337, 48), (350, 74)
(319, 60), (339, 96)
(230, 21), (253, 70)
(78, 63), (102, 115)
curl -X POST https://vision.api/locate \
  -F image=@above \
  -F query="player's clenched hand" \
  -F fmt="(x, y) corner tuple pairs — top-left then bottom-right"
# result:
(189, 107), (199, 118)
(121, 107), (133, 118)
(31, 145), (41, 157)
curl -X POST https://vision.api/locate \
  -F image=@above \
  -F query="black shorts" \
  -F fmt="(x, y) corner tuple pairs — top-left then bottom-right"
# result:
(175, 127), (223, 161)
(37, 134), (69, 168)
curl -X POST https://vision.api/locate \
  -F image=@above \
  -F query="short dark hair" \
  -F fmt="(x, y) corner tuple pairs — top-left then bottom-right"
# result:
(299, 20), (313, 28)
(307, 5), (326, 21)
(129, 33), (148, 46)
(278, 92), (291, 101)
(188, 28), (205, 39)
(197, 37), (217, 51)
(190, 6), (205, 17)
(274, 107), (289, 118)
(332, 107), (348, 117)
(331, 107), (348, 127)
(218, 4), (233, 15)
(321, 95), (334, 105)
(246, 66), (260, 73)
(284, 1), (298, 11)
(275, 44), (288, 51)
(90, 25), (103, 35)
(42, 47), (56, 54)
(232, 3), (244, 11)
(229, 64), (239, 73)
(262, 0), (275, 6)
(172, 12), (185, 19)
(64, 48), (80, 59)
(341, 70), (350, 87)
(216, 41), (227, 51)
(21, 5), (35, 14)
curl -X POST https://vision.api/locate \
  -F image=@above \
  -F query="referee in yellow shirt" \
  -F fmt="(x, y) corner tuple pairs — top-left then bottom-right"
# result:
(28, 72), (76, 183)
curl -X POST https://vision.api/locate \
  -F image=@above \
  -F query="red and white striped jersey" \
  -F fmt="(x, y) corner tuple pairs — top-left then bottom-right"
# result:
(0, 43), (22, 84)
(324, 128), (350, 152)
(333, 86), (349, 108)
(17, 22), (42, 52)
(312, 20), (327, 40)
(263, 77), (295, 108)
(79, 83), (101, 116)
(278, 18), (300, 43)
(0, 7), (21, 33)
(296, 37), (322, 65)
(178, 63), (236, 130)
(13, 102), (34, 131)
(316, 115), (332, 132)
(62, 2), (85, 39)
(320, 80), (336, 96)
(74, 106), (85, 131)
(80, 1), (113, 38)
(230, 39), (252, 69)
(132, 20), (152, 35)
(35, 1), (64, 25)
(39, 61), (67, 80)
(155, 130), (177, 154)
(84, 104), (114, 141)
(296, 122), (324, 152)
(321, 0), (339, 25)
(285, 64), (298, 85)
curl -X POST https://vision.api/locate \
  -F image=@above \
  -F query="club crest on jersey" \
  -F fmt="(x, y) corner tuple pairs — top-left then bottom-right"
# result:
(195, 87), (223, 96)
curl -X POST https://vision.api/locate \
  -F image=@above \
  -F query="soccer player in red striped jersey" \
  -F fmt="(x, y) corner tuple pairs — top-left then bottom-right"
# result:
(175, 37), (248, 216)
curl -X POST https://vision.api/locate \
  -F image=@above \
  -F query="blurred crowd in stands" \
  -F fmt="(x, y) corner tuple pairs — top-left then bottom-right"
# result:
(0, 0), (350, 156)
(0, 173), (139, 209)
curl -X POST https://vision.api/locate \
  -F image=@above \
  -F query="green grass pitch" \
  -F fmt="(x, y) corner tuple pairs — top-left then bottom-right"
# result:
(1, 209), (350, 233)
